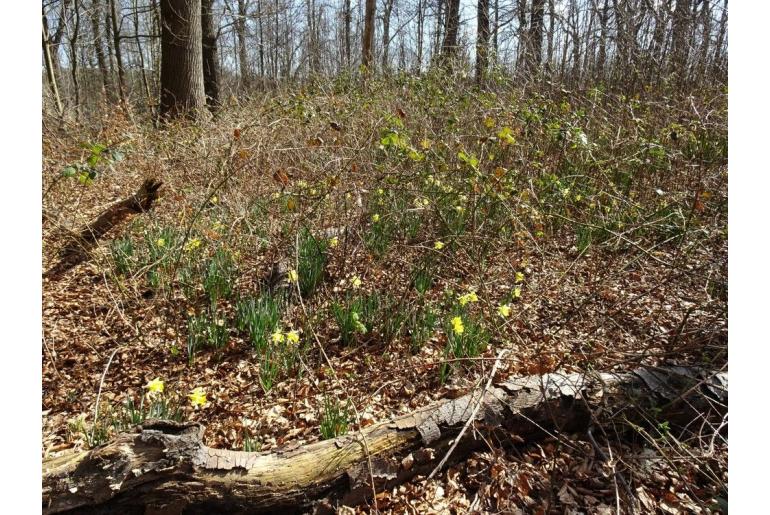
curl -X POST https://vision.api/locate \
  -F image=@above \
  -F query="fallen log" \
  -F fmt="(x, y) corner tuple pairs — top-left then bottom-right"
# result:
(44, 179), (163, 280)
(42, 366), (727, 514)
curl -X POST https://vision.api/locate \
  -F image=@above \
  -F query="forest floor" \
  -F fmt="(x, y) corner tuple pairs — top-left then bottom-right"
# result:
(42, 75), (728, 513)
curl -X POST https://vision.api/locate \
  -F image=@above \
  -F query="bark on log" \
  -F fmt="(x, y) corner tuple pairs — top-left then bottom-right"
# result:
(42, 366), (727, 514)
(44, 179), (163, 280)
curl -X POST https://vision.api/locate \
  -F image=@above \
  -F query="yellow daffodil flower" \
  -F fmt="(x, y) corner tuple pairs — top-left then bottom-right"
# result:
(434, 241), (445, 250)
(372, 214), (380, 223)
(329, 236), (339, 248)
(184, 238), (202, 252)
(515, 271), (525, 283)
(451, 316), (465, 335)
(286, 330), (300, 345)
(498, 304), (512, 318)
(271, 330), (285, 344)
(513, 286), (522, 299)
(351, 276), (362, 289)
(458, 291), (479, 306)
(188, 387), (207, 408)
(145, 378), (164, 394)
(156, 238), (166, 248)
(288, 269), (298, 283)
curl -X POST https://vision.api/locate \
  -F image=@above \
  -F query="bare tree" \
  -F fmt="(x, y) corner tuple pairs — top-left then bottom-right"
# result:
(89, 0), (113, 100)
(476, 0), (489, 85)
(382, 0), (395, 70)
(440, 0), (460, 60)
(109, 0), (128, 105)
(362, 0), (376, 68)
(159, 0), (208, 120)
(201, 0), (220, 107)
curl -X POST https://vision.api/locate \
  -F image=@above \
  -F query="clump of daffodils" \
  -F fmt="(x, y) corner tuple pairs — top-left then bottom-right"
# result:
(451, 316), (465, 335)
(458, 291), (479, 306)
(145, 378), (165, 396)
(271, 328), (301, 346)
(184, 238), (202, 252)
(188, 387), (207, 408)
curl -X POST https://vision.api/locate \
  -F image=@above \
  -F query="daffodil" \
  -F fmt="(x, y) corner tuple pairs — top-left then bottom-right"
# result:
(350, 276), (362, 289)
(156, 238), (166, 248)
(515, 271), (525, 283)
(451, 316), (465, 335)
(372, 214), (380, 223)
(434, 241), (445, 250)
(286, 330), (300, 345)
(184, 238), (202, 252)
(271, 330), (285, 344)
(513, 286), (522, 299)
(145, 378), (164, 394)
(287, 269), (298, 283)
(377, 188), (385, 196)
(329, 236), (339, 248)
(458, 291), (479, 306)
(498, 304), (512, 318)
(210, 195), (218, 204)
(188, 387), (207, 408)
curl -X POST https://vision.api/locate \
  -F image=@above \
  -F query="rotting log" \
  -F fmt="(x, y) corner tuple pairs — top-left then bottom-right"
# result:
(42, 366), (727, 514)
(44, 179), (163, 280)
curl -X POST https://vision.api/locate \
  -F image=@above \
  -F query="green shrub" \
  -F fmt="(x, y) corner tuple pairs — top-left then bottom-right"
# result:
(319, 396), (350, 440)
(297, 227), (328, 296)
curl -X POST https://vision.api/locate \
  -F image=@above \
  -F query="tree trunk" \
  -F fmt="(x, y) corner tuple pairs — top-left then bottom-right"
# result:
(440, 0), (460, 61)
(415, 0), (424, 72)
(516, 0), (528, 73)
(671, 0), (692, 76)
(362, 0), (375, 69)
(109, 0), (128, 106)
(475, 0), (489, 86)
(90, 0), (114, 101)
(132, 0), (154, 108)
(42, 366), (726, 514)
(68, 0), (82, 118)
(528, 0), (545, 73)
(42, 13), (64, 117)
(381, 0), (395, 71)
(344, 0), (351, 68)
(236, 0), (250, 87)
(159, 0), (208, 120)
(201, 0), (220, 108)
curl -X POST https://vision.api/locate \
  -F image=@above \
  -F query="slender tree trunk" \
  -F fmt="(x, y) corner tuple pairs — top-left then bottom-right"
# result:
(201, 0), (220, 107)
(362, 0), (375, 68)
(381, 0), (395, 71)
(493, 0), (499, 57)
(109, 0), (128, 105)
(90, 0), (113, 101)
(42, 14), (64, 117)
(159, 0), (208, 120)
(132, 0), (153, 107)
(476, 0), (489, 86)
(344, 0), (351, 68)
(69, 0), (82, 117)
(440, 0), (460, 61)
(697, 0), (711, 80)
(236, 0), (250, 87)
(671, 0), (692, 76)
(528, 0), (545, 73)
(257, 0), (265, 81)
(711, 0), (727, 75)
(545, 0), (555, 74)
(416, 0), (424, 72)
(596, 0), (609, 78)
(516, 0), (528, 73)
